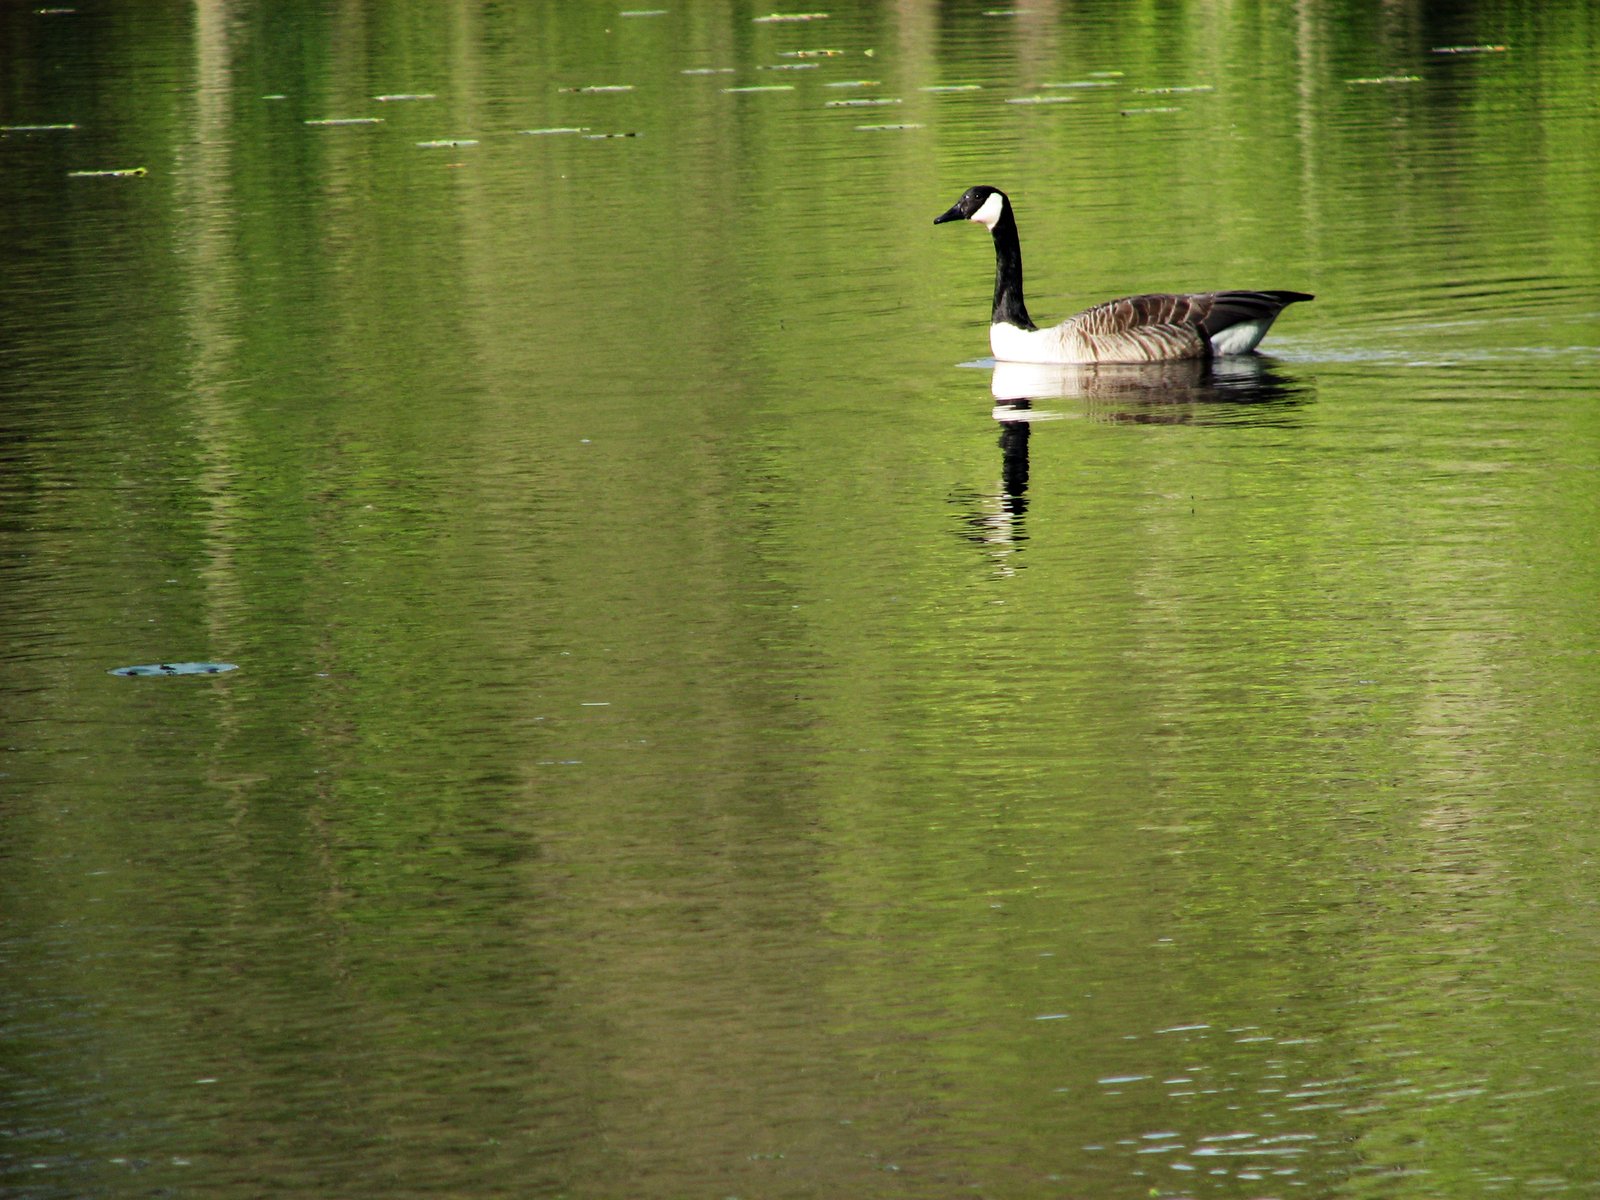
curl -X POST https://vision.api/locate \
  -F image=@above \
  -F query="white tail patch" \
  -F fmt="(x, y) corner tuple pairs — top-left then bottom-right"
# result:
(1209, 319), (1271, 356)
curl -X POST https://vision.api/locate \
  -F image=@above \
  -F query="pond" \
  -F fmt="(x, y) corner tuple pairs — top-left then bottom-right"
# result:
(3, 2), (1599, 1197)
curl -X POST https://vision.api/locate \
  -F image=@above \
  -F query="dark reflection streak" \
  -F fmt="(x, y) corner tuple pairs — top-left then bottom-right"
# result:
(996, 403), (1031, 513)
(951, 403), (1031, 576)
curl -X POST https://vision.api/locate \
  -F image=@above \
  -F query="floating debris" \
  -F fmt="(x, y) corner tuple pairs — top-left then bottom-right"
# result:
(1040, 80), (1116, 88)
(35, 6), (77, 12)
(824, 79), (880, 88)
(1135, 84), (1214, 94)
(825, 97), (901, 107)
(304, 117), (384, 126)
(67, 167), (146, 177)
(560, 84), (635, 93)
(1, 122), (78, 131)
(1006, 95), (1077, 104)
(416, 138), (478, 148)
(760, 62), (819, 70)
(619, 8), (667, 14)
(856, 122), (922, 131)
(261, 94), (287, 101)
(518, 126), (587, 135)
(753, 12), (829, 22)
(682, 67), (735, 75)
(1120, 106), (1180, 115)
(583, 131), (640, 138)
(983, 8), (1027, 14)
(778, 48), (844, 57)
(1346, 74), (1421, 84)
(1432, 43), (1508, 53)
(376, 92), (436, 102)
(109, 662), (238, 678)
(1088, 70), (1125, 77)
(723, 84), (794, 93)
(920, 84), (982, 93)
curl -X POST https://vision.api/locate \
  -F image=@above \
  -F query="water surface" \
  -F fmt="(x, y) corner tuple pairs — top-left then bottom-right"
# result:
(3, 2), (1599, 1198)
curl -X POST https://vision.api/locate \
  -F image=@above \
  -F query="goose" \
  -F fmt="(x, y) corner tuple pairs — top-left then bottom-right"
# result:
(935, 185), (1312, 365)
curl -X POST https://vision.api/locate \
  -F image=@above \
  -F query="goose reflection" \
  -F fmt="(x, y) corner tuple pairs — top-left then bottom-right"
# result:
(953, 402), (1035, 576)
(957, 357), (1311, 574)
(947, 406), (1036, 579)
(954, 441), (1029, 574)
(990, 355), (1311, 424)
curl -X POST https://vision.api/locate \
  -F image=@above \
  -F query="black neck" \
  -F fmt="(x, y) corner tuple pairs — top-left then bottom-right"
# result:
(990, 206), (1035, 330)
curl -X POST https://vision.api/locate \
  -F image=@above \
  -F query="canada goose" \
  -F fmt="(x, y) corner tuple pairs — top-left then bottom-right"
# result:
(935, 185), (1312, 365)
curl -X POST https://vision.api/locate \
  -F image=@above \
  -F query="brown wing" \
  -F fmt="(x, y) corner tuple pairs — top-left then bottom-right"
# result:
(1065, 294), (1210, 362)
(1066, 290), (1313, 362)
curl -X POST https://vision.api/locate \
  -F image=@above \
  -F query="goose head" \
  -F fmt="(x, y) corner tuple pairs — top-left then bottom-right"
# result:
(934, 185), (1009, 231)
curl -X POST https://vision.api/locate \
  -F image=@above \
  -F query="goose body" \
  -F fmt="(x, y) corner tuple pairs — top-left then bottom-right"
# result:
(935, 185), (1312, 365)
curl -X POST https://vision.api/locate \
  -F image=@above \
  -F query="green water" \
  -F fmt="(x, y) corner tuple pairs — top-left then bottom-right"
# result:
(3, 2), (1599, 1197)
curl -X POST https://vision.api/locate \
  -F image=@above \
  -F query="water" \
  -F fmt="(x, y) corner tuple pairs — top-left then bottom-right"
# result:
(3, 2), (1599, 1197)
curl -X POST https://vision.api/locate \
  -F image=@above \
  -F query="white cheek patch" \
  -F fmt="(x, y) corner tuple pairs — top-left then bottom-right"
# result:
(971, 190), (1005, 230)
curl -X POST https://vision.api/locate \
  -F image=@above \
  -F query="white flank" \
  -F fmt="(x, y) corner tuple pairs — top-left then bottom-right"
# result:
(990, 321), (1071, 363)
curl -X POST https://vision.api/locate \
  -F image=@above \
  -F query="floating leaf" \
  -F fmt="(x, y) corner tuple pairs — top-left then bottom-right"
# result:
(823, 79), (880, 88)
(1, 122), (78, 131)
(109, 662), (238, 678)
(261, 94), (287, 101)
(304, 117), (384, 126)
(1432, 43), (1508, 53)
(1346, 74), (1421, 84)
(855, 122), (922, 131)
(779, 48), (844, 57)
(825, 97), (901, 107)
(681, 67), (735, 75)
(1006, 95), (1077, 104)
(753, 12), (829, 21)
(68, 167), (146, 177)
(376, 92), (437, 102)
(723, 84), (794, 93)
(561, 84), (635, 93)
(619, 9), (668, 15)
(1134, 84), (1213, 94)
(518, 126), (587, 135)
(920, 84), (982, 93)
(760, 62), (818, 70)
(416, 138), (478, 148)
(1120, 106), (1180, 115)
